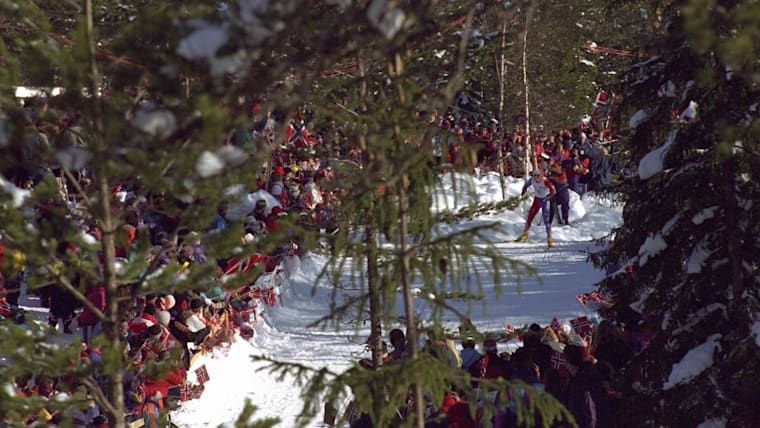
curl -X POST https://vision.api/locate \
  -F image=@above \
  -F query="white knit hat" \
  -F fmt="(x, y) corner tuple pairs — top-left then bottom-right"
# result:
(161, 295), (176, 310)
(156, 310), (171, 327)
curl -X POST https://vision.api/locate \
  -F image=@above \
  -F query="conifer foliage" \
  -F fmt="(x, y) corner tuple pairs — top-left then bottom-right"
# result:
(592, 1), (760, 426)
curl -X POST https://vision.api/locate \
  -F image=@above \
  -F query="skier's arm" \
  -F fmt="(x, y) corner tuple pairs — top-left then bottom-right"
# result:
(521, 180), (531, 196)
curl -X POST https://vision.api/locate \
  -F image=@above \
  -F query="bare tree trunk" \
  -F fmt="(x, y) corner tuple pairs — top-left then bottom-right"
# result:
(522, 5), (536, 177)
(398, 175), (424, 428)
(496, 16), (508, 199)
(85, 1), (125, 426)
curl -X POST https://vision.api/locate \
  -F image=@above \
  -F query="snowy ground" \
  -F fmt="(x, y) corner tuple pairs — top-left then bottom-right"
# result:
(170, 173), (623, 427)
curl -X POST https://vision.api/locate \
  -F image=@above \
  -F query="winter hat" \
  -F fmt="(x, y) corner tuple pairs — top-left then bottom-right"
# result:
(155, 310), (171, 327)
(147, 324), (162, 337)
(160, 295), (176, 311)
(124, 225), (137, 244)
(204, 286), (225, 302)
(532, 168), (542, 177)
(129, 316), (155, 334)
(483, 339), (498, 353)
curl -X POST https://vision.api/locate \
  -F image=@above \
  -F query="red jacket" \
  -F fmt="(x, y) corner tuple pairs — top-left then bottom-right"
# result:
(144, 367), (185, 399)
(78, 286), (106, 326)
(441, 393), (477, 428)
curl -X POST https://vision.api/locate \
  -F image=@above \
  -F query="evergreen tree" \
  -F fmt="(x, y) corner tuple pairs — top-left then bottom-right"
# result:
(591, 1), (760, 426)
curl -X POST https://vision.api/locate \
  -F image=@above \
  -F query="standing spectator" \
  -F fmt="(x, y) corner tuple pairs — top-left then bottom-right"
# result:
(565, 148), (590, 197)
(510, 348), (542, 386)
(521, 324), (554, 379)
(269, 171), (290, 207)
(548, 157), (571, 226)
(459, 337), (482, 371)
(387, 328), (407, 363)
(590, 320), (633, 372)
(563, 344), (613, 428)
(469, 338), (511, 381)
(208, 203), (229, 232)
(589, 147), (613, 192)
(78, 283), (106, 343)
(42, 283), (80, 334)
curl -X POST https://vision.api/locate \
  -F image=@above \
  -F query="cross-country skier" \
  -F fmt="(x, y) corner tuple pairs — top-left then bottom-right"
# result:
(516, 168), (557, 248)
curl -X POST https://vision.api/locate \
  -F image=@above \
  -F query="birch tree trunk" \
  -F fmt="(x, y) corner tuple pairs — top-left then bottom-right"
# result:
(496, 15), (508, 199)
(522, 5), (536, 177)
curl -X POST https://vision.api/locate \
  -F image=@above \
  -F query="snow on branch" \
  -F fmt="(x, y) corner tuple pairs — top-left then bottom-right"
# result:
(663, 334), (721, 390)
(638, 130), (676, 180)
(671, 303), (727, 336)
(629, 109), (648, 128)
(0, 176), (31, 207)
(752, 317), (760, 348)
(692, 206), (719, 225)
(686, 237), (714, 274)
(638, 232), (666, 267)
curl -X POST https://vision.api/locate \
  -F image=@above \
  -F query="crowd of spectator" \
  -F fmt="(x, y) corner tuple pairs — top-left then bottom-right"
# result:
(345, 311), (648, 428)
(0, 98), (626, 427)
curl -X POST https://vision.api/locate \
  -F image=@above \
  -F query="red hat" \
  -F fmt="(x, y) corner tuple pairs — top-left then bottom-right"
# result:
(274, 166), (285, 176)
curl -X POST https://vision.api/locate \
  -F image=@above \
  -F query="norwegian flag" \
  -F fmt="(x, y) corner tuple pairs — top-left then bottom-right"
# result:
(505, 322), (521, 340)
(576, 291), (610, 309)
(0, 299), (10, 317)
(549, 317), (563, 336)
(179, 383), (205, 401)
(194, 364), (210, 385)
(505, 322), (514, 334)
(223, 253), (268, 277)
(570, 316), (593, 344)
(550, 350), (566, 370)
(576, 293), (588, 306)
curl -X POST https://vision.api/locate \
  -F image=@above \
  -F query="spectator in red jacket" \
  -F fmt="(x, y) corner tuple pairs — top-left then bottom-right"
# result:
(144, 365), (185, 406)
(78, 284), (106, 343)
